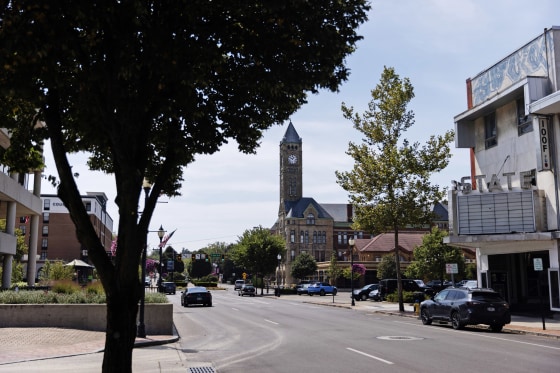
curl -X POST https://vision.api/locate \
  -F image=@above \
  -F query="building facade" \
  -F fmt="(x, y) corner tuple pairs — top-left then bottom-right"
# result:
(19, 192), (114, 281)
(0, 129), (43, 288)
(272, 122), (373, 285)
(447, 26), (560, 314)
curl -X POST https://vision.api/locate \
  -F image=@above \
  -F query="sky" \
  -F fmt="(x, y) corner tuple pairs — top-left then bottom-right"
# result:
(40, 0), (559, 252)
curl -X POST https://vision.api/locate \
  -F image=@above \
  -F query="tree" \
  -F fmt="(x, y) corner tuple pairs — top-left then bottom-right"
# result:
(336, 67), (454, 312)
(342, 263), (366, 281)
(0, 3), (369, 371)
(230, 226), (286, 295)
(405, 227), (465, 283)
(290, 252), (318, 282)
(377, 255), (397, 280)
(326, 252), (343, 285)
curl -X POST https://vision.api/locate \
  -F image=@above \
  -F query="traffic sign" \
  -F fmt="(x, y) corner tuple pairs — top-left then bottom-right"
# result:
(446, 263), (458, 274)
(533, 258), (543, 271)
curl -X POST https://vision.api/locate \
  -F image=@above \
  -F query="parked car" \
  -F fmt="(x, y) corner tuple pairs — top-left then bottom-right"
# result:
(426, 279), (454, 292)
(159, 281), (176, 294)
(307, 282), (337, 296)
(461, 280), (478, 289)
(378, 279), (434, 300)
(181, 286), (212, 307)
(238, 284), (256, 297)
(368, 288), (381, 301)
(296, 283), (311, 295)
(234, 280), (245, 290)
(420, 287), (510, 332)
(353, 284), (379, 301)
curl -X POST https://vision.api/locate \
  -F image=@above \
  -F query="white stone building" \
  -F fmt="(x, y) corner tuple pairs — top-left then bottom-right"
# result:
(447, 26), (560, 314)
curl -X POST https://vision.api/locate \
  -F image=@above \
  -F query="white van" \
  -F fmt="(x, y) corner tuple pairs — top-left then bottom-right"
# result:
(234, 280), (245, 290)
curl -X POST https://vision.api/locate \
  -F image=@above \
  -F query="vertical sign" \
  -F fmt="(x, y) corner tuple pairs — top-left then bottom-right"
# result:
(539, 117), (551, 171)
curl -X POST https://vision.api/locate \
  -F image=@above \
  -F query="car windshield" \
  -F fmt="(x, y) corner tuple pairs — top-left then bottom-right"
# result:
(471, 292), (504, 302)
(362, 284), (376, 290)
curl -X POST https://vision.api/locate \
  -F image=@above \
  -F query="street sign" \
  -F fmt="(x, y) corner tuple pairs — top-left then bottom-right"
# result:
(211, 253), (221, 258)
(446, 263), (458, 274)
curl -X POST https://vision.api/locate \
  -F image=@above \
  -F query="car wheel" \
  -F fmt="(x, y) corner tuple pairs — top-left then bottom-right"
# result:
(420, 308), (432, 325)
(451, 312), (464, 330)
(319, 290), (325, 296)
(361, 294), (367, 301)
(490, 323), (503, 332)
(184, 303), (188, 308)
(208, 302), (212, 307)
(308, 293), (313, 296)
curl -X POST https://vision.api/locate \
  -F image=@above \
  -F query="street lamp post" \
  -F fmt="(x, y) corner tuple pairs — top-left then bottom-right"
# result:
(138, 179), (151, 338)
(157, 225), (165, 292)
(276, 254), (281, 297)
(349, 238), (355, 306)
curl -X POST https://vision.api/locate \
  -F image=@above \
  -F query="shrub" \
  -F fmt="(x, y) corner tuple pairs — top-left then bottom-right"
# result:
(51, 280), (82, 294)
(0, 288), (168, 304)
(386, 290), (427, 303)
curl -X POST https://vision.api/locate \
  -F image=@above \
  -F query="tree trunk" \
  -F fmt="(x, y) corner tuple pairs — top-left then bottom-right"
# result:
(102, 282), (140, 372)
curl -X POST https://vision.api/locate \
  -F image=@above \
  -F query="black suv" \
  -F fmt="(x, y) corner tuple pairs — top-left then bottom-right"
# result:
(378, 279), (434, 300)
(420, 287), (511, 332)
(352, 283), (379, 301)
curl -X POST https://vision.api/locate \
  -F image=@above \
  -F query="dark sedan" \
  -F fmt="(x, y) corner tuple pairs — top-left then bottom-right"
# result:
(420, 287), (510, 332)
(181, 286), (212, 307)
(352, 284), (379, 301)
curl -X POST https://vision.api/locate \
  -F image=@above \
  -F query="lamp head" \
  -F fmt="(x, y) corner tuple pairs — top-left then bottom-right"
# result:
(158, 225), (165, 239)
(349, 238), (355, 246)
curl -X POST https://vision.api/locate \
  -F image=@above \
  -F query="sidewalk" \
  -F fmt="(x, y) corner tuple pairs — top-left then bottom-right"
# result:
(0, 294), (558, 367)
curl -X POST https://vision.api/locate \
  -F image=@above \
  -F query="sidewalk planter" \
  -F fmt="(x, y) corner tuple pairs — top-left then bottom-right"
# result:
(0, 303), (173, 335)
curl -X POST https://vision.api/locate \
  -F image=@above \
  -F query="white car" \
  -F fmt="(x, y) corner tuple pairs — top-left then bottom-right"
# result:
(234, 280), (245, 290)
(462, 280), (478, 289)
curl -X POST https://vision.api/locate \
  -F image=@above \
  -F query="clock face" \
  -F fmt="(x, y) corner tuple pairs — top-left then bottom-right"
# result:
(288, 154), (298, 164)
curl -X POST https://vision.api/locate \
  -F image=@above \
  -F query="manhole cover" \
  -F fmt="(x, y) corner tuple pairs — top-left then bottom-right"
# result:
(377, 336), (424, 341)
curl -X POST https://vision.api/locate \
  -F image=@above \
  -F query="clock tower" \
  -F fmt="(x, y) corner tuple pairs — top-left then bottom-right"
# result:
(279, 122), (303, 207)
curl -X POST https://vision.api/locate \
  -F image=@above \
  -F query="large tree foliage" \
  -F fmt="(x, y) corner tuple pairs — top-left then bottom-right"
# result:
(290, 252), (317, 281)
(326, 251), (342, 285)
(405, 227), (465, 283)
(376, 254), (397, 280)
(0, 2), (369, 371)
(230, 226), (286, 294)
(336, 66), (453, 311)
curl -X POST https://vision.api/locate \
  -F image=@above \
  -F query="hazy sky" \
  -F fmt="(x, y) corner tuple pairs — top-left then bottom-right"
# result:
(41, 0), (559, 252)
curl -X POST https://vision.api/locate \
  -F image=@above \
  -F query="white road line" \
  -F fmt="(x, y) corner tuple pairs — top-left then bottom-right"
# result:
(393, 320), (560, 350)
(347, 347), (394, 365)
(231, 307), (239, 311)
(264, 319), (279, 325)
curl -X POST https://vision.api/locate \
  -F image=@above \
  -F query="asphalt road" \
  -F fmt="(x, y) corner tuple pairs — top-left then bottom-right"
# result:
(173, 289), (560, 373)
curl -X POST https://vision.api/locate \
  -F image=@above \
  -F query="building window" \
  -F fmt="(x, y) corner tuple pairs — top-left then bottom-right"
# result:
(517, 97), (532, 135)
(313, 231), (318, 243)
(337, 232), (342, 245)
(290, 230), (295, 243)
(306, 213), (315, 225)
(485, 112), (497, 149)
(322, 231), (327, 244)
(44, 199), (50, 211)
(84, 201), (92, 211)
(304, 231), (309, 244)
(42, 225), (48, 236)
(40, 251), (47, 260)
(300, 231), (304, 243)
(19, 225), (26, 234)
(41, 238), (48, 249)
(43, 212), (49, 223)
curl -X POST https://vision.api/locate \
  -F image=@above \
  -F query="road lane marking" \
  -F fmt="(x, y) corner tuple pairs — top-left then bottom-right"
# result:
(394, 320), (560, 350)
(264, 319), (279, 325)
(346, 347), (394, 365)
(231, 308), (239, 311)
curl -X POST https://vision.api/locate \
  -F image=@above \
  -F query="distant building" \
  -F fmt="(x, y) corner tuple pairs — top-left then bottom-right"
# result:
(271, 123), (457, 286)
(447, 26), (560, 313)
(19, 192), (114, 281)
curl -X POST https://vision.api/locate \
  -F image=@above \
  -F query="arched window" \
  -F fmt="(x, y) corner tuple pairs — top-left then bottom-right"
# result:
(306, 213), (315, 225)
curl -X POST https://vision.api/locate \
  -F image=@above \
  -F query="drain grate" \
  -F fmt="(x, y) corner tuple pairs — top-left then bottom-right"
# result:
(188, 367), (216, 373)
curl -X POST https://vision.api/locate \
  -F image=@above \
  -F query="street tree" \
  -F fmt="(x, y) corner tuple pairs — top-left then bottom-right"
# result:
(377, 254), (397, 280)
(290, 252), (318, 282)
(335, 66), (454, 311)
(230, 226), (286, 294)
(0, 2), (369, 371)
(326, 252), (343, 285)
(405, 227), (465, 284)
